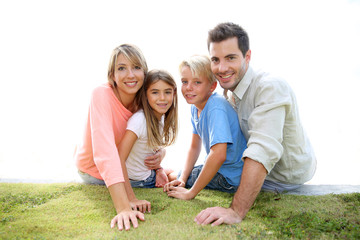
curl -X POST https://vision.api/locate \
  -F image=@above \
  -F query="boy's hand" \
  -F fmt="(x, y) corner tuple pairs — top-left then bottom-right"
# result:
(166, 186), (195, 200)
(155, 168), (169, 188)
(110, 209), (145, 231)
(129, 199), (151, 213)
(163, 179), (185, 192)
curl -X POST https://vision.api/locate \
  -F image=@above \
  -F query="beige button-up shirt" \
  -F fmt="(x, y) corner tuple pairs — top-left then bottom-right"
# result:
(229, 66), (316, 184)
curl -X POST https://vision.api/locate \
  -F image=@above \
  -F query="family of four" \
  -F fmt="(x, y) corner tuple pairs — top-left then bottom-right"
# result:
(74, 22), (316, 231)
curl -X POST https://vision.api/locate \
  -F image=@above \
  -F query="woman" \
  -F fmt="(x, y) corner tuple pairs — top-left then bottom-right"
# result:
(75, 44), (164, 231)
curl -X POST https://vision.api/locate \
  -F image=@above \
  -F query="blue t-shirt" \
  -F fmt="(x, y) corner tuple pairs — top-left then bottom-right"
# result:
(191, 92), (247, 186)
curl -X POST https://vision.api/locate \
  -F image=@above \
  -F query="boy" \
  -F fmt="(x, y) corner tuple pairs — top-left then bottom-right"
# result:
(164, 55), (247, 200)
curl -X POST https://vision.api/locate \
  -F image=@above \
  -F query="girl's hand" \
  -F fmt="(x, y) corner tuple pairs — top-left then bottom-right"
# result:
(130, 199), (151, 213)
(144, 149), (165, 169)
(110, 209), (145, 231)
(155, 168), (169, 188)
(163, 179), (185, 192)
(167, 186), (195, 200)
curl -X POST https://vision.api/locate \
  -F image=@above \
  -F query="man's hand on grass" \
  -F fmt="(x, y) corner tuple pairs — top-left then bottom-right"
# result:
(110, 209), (145, 231)
(129, 199), (151, 213)
(194, 206), (242, 226)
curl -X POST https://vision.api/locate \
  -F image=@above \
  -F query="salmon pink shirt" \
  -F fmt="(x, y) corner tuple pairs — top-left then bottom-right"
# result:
(75, 83), (133, 187)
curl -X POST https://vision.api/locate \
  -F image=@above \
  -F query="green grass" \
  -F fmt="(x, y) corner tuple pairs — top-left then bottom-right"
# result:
(0, 183), (359, 239)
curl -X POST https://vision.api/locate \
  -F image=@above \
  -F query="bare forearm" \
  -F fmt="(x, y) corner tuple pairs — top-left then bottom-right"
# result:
(120, 159), (137, 201)
(230, 158), (267, 220)
(123, 172), (137, 201)
(189, 162), (219, 197)
(108, 182), (131, 213)
(179, 148), (200, 182)
(189, 145), (226, 197)
(174, 134), (202, 191)
(118, 130), (139, 201)
(179, 135), (202, 182)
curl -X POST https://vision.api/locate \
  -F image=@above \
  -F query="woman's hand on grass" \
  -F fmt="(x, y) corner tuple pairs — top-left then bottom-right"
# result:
(130, 199), (151, 213)
(166, 186), (195, 200)
(163, 179), (185, 192)
(155, 168), (169, 188)
(194, 206), (242, 226)
(110, 209), (145, 231)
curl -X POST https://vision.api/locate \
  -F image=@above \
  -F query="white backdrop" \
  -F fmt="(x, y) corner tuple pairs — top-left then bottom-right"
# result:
(0, 0), (359, 184)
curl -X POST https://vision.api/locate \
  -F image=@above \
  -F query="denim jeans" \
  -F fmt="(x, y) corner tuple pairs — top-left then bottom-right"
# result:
(78, 169), (156, 188)
(130, 170), (156, 188)
(78, 170), (105, 185)
(261, 179), (302, 193)
(183, 165), (237, 193)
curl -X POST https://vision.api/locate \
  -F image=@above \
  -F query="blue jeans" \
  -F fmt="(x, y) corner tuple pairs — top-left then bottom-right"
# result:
(130, 170), (156, 188)
(261, 179), (302, 193)
(183, 165), (237, 193)
(78, 170), (105, 185)
(78, 169), (156, 188)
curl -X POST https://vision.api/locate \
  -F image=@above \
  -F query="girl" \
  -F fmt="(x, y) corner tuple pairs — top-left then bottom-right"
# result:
(75, 44), (165, 231)
(119, 70), (178, 193)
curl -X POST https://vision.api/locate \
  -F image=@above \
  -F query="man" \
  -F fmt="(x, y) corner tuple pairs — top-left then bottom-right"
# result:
(194, 22), (316, 226)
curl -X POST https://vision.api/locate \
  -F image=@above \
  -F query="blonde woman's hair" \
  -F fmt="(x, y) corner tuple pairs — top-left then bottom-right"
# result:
(179, 55), (216, 84)
(107, 44), (148, 112)
(141, 69), (178, 149)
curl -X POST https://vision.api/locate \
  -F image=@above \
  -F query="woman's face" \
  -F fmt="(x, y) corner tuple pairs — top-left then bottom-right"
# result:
(112, 54), (145, 97)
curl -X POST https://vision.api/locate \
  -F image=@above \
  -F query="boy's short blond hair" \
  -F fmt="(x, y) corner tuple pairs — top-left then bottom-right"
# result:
(179, 55), (217, 84)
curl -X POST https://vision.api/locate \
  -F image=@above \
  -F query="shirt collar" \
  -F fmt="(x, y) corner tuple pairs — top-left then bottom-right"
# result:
(233, 66), (254, 100)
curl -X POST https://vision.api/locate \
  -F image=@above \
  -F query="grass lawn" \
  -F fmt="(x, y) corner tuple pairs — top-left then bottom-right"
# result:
(1, 183), (359, 239)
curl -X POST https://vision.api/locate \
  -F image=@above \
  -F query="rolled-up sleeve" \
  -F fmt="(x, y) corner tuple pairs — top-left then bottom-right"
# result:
(242, 80), (291, 173)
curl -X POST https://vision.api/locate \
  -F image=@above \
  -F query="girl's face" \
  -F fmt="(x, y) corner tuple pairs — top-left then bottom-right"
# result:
(146, 80), (175, 120)
(112, 54), (145, 98)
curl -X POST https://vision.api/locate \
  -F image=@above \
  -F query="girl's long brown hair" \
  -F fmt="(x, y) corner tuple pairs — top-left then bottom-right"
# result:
(141, 70), (178, 149)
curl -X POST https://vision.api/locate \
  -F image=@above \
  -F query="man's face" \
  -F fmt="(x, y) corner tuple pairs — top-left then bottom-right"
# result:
(209, 37), (250, 91)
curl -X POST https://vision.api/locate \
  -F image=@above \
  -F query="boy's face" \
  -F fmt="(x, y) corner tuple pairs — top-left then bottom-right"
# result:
(209, 37), (250, 91)
(180, 66), (216, 111)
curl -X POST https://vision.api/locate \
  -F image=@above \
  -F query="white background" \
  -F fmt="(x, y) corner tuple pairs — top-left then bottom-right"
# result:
(0, 0), (359, 184)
